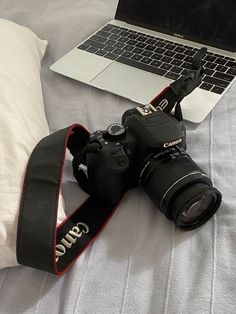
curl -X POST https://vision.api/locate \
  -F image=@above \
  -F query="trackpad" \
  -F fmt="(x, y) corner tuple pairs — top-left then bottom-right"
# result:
(91, 61), (169, 104)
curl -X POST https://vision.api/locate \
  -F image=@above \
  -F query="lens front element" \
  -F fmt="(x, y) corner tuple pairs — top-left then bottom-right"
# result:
(180, 191), (215, 223)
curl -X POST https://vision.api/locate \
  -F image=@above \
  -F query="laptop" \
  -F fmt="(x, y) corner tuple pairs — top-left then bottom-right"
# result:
(50, 0), (236, 123)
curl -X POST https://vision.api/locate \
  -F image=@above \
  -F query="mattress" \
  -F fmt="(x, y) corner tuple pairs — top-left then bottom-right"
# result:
(0, 0), (236, 313)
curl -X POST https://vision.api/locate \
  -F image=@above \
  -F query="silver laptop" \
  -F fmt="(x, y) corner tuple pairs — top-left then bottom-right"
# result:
(50, 0), (236, 123)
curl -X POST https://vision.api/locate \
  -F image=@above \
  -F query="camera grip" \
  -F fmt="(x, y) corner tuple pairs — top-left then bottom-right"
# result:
(86, 144), (129, 204)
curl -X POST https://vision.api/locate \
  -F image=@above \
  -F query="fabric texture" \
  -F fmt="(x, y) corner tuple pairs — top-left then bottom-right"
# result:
(0, 18), (66, 269)
(0, 1), (236, 314)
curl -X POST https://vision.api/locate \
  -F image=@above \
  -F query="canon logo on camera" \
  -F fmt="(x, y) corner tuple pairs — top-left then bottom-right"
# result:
(163, 138), (182, 148)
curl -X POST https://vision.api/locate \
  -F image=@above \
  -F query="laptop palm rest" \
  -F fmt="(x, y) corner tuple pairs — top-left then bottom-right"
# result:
(91, 61), (220, 123)
(91, 61), (170, 104)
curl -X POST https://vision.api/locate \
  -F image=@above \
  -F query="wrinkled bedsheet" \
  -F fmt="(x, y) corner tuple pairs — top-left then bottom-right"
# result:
(0, 1), (236, 313)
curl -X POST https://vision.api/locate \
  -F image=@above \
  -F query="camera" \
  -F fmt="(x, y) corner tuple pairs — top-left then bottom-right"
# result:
(74, 103), (221, 230)
(72, 48), (222, 230)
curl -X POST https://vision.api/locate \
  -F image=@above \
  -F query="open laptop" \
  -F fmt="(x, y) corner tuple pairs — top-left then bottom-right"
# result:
(50, 0), (236, 123)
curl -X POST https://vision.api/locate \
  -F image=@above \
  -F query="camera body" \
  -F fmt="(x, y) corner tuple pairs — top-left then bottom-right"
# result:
(86, 104), (186, 205)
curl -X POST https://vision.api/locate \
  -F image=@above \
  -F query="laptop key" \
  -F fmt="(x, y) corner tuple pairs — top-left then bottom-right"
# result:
(164, 50), (175, 57)
(113, 48), (124, 56)
(146, 38), (156, 45)
(122, 51), (134, 58)
(215, 58), (227, 65)
(110, 28), (121, 35)
(156, 41), (166, 47)
(184, 56), (193, 63)
(165, 72), (180, 80)
(150, 60), (162, 67)
(215, 65), (227, 72)
(131, 54), (143, 61)
(114, 42), (125, 49)
(136, 42), (147, 49)
(90, 35), (107, 43)
(123, 45), (134, 51)
(154, 47), (165, 54)
(174, 47), (186, 54)
(204, 68), (214, 76)
(182, 62), (191, 69)
(171, 59), (182, 66)
(174, 53), (185, 60)
(84, 39), (106, 50)
(204, 55), (216, 62)
(146, 45), (156, 51)
(102, 24), (114, 32)
(87, 46), (98, 53)
(203, 76), (230, 88)
(171, 66), (182, 74)
(211, 86), (225, 94)
(181, 69), (191, 75)
(117, 36), (127, 43)
(78, 43), (89, 50)
(137, 35), (146, 42)
(142, 50), (153, 57)
(141, 57), (152, 64)
(185, 49), (196, 56)
(116, 56), (167, 76)
(160, 63), (172, 71)
(120, 30), (129, 37)
(199, 82), (213, 91)
(161, 56), (172, 63)
(97, 30), (110, 38)
(133, 47), (144, 54)
(227, 68), (236, 76)
(95, 49), (107, 56)
(105, 45), (115, 52)
(152, 53), (162, 60)
(213, 71), (234, 82)
(226, 61), (236, 68)
(127, 39), (138, 46)
(164, 44), (175, 50)
(105, 39), (116, 46)
(105, 53), (118, 60)
(109, 34), (120, 41)
(128, 33), (139, 40)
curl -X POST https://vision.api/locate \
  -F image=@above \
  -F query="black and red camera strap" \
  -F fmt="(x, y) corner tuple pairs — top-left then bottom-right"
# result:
(16, 49), (206, 274)
(17, 124), (119, 275)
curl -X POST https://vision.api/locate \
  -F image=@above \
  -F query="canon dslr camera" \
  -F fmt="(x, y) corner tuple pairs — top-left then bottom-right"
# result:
(75, 102), (221, 231)
(73, 48), (221, 230)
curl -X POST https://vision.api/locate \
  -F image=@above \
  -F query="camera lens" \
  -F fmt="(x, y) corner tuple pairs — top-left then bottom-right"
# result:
(180, 192), (214, 223)
(140, 147), (222, 230)
(173, 184), (221, 230)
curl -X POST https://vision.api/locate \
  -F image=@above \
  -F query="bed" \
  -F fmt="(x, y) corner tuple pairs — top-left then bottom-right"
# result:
(0, 0), (236, 313)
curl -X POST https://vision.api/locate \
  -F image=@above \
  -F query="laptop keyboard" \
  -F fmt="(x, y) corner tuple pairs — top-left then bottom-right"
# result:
(78, 24), (236, 95)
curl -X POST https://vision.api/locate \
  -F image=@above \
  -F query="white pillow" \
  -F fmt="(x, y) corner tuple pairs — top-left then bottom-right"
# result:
(0, 19), (66, 269)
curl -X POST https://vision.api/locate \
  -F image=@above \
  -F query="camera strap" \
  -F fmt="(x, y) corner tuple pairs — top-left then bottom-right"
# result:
(151, 47), (206, 120)
(17, 124), (118, 275)
(16, 48), (206, 275)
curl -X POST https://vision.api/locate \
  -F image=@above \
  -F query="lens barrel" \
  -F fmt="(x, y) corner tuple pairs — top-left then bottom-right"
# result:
(140, 146), (221, 230)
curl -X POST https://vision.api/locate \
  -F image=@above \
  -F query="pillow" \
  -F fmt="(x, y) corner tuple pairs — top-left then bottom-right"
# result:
(0, 19), (66, 269)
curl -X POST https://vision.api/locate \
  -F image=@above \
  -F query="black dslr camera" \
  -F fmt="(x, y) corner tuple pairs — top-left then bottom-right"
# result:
(73, 48), (221, 230)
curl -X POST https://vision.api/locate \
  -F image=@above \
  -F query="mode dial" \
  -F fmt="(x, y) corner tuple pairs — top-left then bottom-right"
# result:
(105, 123), (126, 141)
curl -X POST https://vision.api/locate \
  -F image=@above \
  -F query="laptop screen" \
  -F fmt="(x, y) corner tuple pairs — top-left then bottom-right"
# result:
(115, 0), (236, 52)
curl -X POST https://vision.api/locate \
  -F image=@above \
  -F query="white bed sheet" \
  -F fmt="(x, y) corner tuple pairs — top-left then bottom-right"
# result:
(0, 0), (236, 313)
